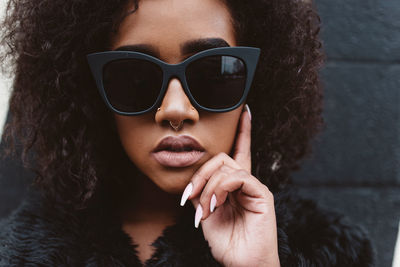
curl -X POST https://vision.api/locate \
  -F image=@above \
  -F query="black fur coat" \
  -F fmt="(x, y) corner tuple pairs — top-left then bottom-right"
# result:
(0, 187), (375, 266)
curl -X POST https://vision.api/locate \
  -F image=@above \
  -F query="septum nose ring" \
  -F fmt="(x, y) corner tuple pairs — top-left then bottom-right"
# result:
(169, 121), (183, 131)
(156, 107), (194, 131)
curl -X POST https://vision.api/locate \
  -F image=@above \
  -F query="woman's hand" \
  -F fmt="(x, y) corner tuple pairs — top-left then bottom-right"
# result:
(180, 106), (280, 267)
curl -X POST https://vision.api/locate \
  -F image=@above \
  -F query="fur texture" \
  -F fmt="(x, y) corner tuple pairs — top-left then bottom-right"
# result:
(0, 188), (375, 266)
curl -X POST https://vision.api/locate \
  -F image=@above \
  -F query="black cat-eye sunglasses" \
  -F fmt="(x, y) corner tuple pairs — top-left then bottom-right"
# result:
(86, 46), (261, 115)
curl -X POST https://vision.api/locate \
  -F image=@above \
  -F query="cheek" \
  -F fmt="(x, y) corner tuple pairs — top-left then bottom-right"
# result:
(203, 111), (242, 155)
(113, 115), (152, 162)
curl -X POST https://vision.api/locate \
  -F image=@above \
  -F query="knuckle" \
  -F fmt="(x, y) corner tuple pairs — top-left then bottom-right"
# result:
(191, 169), (202, 181)
(217, 152), (228, 160)
(199, 193), (208, 207)
(215, 170), (229, 181)
(219, 164), (231, 172)
(265, 189), (274, 201)
(237, 169), (249, 177)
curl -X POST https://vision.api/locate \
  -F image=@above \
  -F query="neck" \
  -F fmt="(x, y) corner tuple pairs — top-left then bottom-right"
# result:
(118, 173), (183, 225)
(114, 173), (184, 264)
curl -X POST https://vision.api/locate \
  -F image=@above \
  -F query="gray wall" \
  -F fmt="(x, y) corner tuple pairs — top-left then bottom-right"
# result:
(292, 1), (400, 266)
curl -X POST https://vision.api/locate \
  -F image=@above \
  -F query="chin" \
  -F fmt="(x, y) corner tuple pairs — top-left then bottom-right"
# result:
(152, 170), (193, 194)
(156, 182), (186, 195)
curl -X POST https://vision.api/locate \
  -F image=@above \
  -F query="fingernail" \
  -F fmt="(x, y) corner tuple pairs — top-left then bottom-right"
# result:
(210, 194), (217, 212)
(245, 104), (252, 121)
(180, 182), (193, 206)
(195, 204), (203, 228)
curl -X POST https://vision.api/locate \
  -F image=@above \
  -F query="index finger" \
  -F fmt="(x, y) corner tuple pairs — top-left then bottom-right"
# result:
(232, 104), (252, 173)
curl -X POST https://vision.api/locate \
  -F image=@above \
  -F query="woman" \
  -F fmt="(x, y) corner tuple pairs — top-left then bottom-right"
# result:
(0, 0), (374, 266)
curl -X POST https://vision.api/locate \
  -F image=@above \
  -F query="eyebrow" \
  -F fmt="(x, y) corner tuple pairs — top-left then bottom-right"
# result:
(114, 37), (231, 59)
(181, 38), (230, 55)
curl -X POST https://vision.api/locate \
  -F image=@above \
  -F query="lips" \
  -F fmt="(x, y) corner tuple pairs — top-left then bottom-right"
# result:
(152, 135), (205, 167)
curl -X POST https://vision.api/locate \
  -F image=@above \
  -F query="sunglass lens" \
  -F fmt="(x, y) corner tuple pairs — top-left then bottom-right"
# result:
(186, 55), (246, 110)
(103, 59), (163, 113)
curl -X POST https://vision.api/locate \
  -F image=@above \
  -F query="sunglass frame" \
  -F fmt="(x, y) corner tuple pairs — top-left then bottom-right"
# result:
(87, 46), (261, 116)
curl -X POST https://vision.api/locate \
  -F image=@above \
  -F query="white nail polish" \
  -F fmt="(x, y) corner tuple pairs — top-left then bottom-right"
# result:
(195, 204), (203, 228)
(245, 104), (252, 121)
(210, 194), (217, 212)
(180, 183), (193, 206)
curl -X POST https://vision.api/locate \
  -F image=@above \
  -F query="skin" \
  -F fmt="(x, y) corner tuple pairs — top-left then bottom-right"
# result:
(110, 0), (280, 266)
(111, 0), (241, 196)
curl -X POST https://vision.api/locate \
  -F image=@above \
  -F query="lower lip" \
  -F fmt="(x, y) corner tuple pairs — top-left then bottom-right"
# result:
(152, 150), (205, 167)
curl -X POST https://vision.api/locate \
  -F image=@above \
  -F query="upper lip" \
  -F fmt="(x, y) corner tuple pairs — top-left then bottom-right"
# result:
(153, 135), (205, 152)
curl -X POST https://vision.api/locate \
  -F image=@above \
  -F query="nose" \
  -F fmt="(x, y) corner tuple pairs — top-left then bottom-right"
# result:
(155, 77), (199, 129)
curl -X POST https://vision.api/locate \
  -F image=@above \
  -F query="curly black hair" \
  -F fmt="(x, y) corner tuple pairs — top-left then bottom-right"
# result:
(0, 0), (324, 210)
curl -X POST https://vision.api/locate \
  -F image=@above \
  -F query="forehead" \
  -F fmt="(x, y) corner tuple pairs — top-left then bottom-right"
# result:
(111, 0), (236, 62)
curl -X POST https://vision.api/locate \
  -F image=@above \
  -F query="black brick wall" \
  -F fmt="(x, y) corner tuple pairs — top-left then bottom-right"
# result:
(292, 1), (400, 266)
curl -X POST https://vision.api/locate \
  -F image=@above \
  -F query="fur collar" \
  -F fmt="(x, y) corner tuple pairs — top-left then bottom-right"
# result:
(0, 187), (375, 266)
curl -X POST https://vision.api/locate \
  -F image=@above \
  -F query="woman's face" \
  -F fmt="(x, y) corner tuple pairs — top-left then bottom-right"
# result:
(111, 0), (244, 194)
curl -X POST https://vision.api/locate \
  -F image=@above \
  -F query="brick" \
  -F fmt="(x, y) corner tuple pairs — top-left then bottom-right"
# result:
(316, 0), (400, 61)
(293, 64), (400, 185)
(296, 186), (400, 267)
